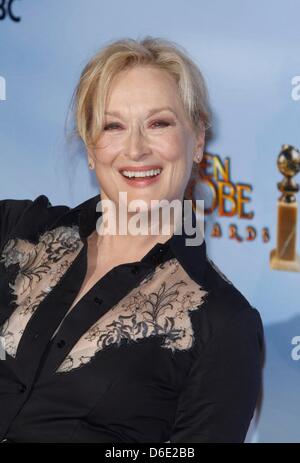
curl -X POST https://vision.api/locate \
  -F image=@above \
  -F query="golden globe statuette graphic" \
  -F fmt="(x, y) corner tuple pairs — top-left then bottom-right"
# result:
(270, 144), (300, 272)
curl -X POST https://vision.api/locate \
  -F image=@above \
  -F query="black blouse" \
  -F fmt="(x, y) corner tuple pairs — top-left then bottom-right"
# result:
(0, 193), (264, 443)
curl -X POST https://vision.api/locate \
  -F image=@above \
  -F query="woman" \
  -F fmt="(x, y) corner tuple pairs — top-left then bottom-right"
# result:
(0, 36), (264, 443)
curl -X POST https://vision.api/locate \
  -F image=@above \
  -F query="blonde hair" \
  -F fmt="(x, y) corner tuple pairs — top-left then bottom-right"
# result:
(69, 35), (212, 148)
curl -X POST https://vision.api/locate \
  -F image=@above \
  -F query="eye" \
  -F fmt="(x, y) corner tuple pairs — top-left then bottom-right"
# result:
(150, 120), (170, 128)
(103, 123), (121, 131)
(103, 120), (171, 131)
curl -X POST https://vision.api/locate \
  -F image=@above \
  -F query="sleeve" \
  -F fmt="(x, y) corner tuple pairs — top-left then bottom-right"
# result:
(0, 194), (54, 251)
(169, 306), (264, 443)
(0, 198), (35, 251)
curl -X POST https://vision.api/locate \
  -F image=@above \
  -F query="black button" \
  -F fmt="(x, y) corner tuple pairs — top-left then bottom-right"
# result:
(151, 253), (163, 264)
(151, 245), (170, 264)
(57, 339), (66, 348)
(18, 383), (27, 393)
(1, 439), (8, 443)
(94, 296), (103, 305)
(33, 333), (39, 340)
(131, 265), (140, 274)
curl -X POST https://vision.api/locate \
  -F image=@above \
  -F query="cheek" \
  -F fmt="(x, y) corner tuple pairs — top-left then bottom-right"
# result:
(92, 146), (115, 166)
(153, 133), (189, 163)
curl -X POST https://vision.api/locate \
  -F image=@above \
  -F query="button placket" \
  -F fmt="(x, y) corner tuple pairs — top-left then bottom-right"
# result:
(57, 339), (66, 348)
(38, 261), (155, 376)
(18, 383), (27, 393)
(131, 265), (140, 275)
(151, 248), (166, 265)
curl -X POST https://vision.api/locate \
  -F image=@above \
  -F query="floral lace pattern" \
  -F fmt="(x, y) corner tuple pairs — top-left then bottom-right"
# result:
(56, 258), (209, 373)
(0, 226), (83, 357)
(0, 224), (209, 373)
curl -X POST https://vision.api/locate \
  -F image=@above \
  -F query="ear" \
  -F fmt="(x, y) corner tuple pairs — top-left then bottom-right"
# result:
(196, 120), (206, 151)
(193, 122), (206, 163)
(86, 147), (95, 169)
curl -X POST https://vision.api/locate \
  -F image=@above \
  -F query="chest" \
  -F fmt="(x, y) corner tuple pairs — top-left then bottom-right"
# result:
(68, 235), (141, 311)
(0, 225), (209, 375)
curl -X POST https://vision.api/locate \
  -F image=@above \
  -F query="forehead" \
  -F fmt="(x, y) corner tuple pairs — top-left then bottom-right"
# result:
(106, 66), (182, 110)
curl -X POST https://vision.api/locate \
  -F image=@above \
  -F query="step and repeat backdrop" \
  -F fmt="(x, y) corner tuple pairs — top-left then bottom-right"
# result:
(0, 0), (299, 443)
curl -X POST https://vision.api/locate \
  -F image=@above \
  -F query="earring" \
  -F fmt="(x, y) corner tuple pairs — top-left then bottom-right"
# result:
(195, 153), (202, 163)
(88, 162), (94, 170)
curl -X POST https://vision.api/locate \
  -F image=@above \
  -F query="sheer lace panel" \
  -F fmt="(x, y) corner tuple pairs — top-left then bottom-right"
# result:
(0, 226), (83, 357)
(0, 224), (209, 374)
(56, 257), (209, 373)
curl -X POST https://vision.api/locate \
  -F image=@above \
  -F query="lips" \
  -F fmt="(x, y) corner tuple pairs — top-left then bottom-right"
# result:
(118, 165), (163, 173)
(118, 166), (163, 188)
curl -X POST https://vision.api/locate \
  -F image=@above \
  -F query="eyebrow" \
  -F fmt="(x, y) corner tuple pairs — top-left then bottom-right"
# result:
(104, 106), (178, 118)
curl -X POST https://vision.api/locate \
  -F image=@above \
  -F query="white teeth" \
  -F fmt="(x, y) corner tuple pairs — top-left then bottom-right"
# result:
(121, 168), (162, 178)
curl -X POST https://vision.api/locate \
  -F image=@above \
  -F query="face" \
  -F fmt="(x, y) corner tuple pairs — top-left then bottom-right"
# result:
(87, 65), (205, 216)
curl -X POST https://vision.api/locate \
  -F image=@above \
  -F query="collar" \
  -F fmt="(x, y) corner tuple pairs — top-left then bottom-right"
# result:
(51, 193), (207, 286)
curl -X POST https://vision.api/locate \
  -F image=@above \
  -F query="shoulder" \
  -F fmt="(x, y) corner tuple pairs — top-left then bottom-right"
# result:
(0, 194), (71, 251)
(190, 255), (264, 351)
(0, 195), (43, 224)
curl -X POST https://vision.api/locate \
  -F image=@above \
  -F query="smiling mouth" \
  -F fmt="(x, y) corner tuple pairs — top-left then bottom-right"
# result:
(117, 168), (163, 188)
(119, 168), (163, 179)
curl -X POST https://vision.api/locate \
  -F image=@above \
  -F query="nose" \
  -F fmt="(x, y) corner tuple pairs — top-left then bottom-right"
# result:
(124, 124), (151, 161)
